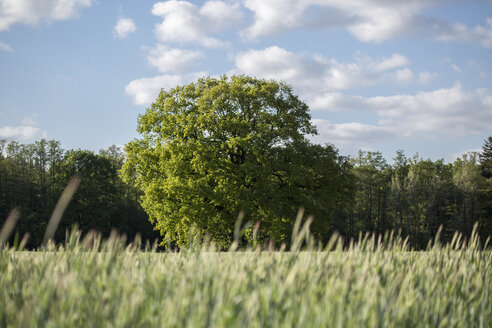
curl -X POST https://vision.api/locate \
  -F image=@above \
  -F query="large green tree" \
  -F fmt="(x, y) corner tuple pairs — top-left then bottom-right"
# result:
(121, 76), (354, 248)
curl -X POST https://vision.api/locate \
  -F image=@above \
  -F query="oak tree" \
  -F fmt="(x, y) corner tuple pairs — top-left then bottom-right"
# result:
(122, 76), (353, 247)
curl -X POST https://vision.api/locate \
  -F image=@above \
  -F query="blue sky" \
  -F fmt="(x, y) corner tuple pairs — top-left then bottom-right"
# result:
(0, 0), (491, 162)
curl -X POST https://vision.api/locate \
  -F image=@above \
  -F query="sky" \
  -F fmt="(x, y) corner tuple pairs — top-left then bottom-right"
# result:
(0, 0), (491, 162)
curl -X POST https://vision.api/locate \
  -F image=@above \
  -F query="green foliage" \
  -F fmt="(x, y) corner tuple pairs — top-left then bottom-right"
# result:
(453, 153), (486, 235)
(478, 136), (492, 236)
(0, 140), (158, 248)
(479, 136), (492, 179)
(0, 230), (490, 327)
(345, 147), (491, 248)
(349, 151), (391, 234)
(53, 149), (159, 243)
(1, 131), (490, 250)
(55, 150), (121, 237)
(122, 75), (353, 248)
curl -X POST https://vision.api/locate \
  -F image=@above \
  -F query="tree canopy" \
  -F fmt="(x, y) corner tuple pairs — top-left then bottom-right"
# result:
(480, 136), (492, 179)
(121, 75), (354, 248)
(0, 140), (158, 248)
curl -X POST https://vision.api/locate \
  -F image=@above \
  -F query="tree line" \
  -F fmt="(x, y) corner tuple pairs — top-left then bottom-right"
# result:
(0, 137), (490, 249)
(0, 139), (159, 249)
(333, 142), (492, 247)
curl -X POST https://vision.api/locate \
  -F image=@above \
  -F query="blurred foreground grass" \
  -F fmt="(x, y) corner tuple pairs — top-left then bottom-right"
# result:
(1, 227), (490, 328)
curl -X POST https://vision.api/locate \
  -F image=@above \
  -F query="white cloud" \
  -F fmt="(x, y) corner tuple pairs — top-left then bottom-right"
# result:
(0, 41), (13, 52)
(310, 85), (492, 151)
(126, 71), (210, 105)
(125, 74), (184, 105)
(241, 0), (429, 42)
(345, 5), (416, 43)
(152, 0), (242, 48)
(309, 92), (366, 113)
(313, 84), (492, 137)
(0, 125), (46, 140)
(451, 64), (463, 74)
(373, 54), (409, 72)
(114, 17), (136, 39)
(311, 119), (397, 153)
(434, 17), (492, 48)
(147, 45), (202, 73)
(0, 0), (94, 32)
(241, 0), (311, 39)
(394, 68), (414, 84)
(313, 119), (396, 143)
(20, 115), (37, 125)
(234, 46), (323, 82)
(232, 46), (410, 106)
(474, 18), (492, 48)
(417, 71), (438, 84)
(0, 115), (45, 140)
(241, 1), (492, 48)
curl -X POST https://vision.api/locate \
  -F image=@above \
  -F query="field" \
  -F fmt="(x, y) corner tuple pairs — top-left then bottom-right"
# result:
(0, 230), (491, 328)
(0, 226), (492, 327)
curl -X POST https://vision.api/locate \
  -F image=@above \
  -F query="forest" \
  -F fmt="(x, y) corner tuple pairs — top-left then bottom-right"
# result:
(1, 136), (491, 249)
(0, 139), (159, 249)
(333, 145), (492, 247)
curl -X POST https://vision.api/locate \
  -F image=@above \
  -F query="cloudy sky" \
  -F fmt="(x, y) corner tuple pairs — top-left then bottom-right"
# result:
(1, 0), (491, 161)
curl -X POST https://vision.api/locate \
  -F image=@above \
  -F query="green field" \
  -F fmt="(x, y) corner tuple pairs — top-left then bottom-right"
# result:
(0, 230), (491, 328)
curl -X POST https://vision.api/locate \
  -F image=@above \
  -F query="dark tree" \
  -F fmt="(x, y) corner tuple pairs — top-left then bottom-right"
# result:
(480, 136), (492, 179)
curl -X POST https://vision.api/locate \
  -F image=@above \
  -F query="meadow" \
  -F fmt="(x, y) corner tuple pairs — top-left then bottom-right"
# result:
(1, 226), (490, 328)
